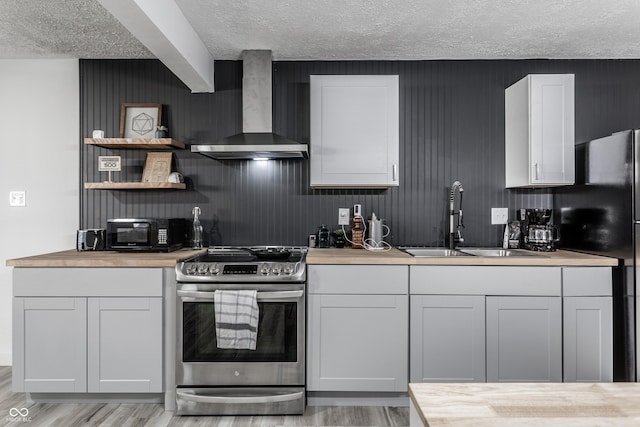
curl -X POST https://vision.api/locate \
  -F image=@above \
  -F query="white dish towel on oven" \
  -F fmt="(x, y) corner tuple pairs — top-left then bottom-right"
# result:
(214, 290), (259, 350)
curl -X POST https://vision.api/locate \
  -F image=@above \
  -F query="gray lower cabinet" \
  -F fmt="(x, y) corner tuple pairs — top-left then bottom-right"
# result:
(563, 267), (613, 382)
(87, 297), (163, 392)
(409, 266), (612, 384)
(563, 297), (612, 382)
(12, 268), (164, 394)
(410, 295), (485, 383)
(304, 264), (612, 391)
(486, 296), (562, 382)
(307, 265), (408, 392)
(410, 266), (563, 383)
(409, 293), (563, 383)
(13, 297), (87, 392)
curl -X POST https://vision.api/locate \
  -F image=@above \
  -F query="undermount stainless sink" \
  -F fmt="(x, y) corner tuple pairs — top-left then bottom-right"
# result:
(457, 248), (544, 257)
(400, 247), (545, 257)
(400, 247), (472, 257)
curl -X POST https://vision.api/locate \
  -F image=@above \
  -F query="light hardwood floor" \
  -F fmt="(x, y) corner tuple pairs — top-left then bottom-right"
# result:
(0, 367), (409, 426)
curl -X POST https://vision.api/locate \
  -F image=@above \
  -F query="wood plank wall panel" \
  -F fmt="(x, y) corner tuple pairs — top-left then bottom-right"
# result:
(80, 59), (640, 247)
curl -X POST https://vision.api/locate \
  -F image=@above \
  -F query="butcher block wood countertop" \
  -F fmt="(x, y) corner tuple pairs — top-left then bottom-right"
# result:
(6, 247), (616, 268)
(409, 382), (640, 426)
(5, 248), (205, 268)
(307, 247), (618, 266)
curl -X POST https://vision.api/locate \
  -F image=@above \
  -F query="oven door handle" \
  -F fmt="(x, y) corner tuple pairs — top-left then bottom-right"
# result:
(176, 389), (304, 404)
(177, 289), (304, 302)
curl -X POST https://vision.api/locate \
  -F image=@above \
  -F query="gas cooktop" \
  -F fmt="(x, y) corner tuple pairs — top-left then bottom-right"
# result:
(176, 246), (308, 283)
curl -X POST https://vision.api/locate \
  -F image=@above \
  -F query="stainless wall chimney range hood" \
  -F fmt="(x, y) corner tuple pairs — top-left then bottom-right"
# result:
(191, 50), (308, 160)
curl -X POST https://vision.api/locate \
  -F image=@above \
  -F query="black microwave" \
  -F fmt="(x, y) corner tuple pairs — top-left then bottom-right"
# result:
(106, 218), (188, 252)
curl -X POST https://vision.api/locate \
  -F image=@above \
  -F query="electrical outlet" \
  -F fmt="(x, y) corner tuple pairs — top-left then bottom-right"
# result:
(338, 208), (350, 225)
(9, 191), (26, 207)
(491, 207), (508, 225)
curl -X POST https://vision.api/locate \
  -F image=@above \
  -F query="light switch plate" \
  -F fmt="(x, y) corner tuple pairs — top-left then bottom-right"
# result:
(491, 207), (508, 225)
(338, 208), (350, 225)
(9, 191), (26, 207)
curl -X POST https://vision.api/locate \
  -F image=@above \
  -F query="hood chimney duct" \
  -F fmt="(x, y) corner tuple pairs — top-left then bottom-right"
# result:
(191, 49), (308, 160)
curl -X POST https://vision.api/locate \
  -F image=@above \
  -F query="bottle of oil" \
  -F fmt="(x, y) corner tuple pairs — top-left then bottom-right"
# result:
(351, 217), (364, 249)
(192, 206), (203, 249)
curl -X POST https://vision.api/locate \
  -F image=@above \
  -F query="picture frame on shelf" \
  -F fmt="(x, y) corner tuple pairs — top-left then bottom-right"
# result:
(142, 152), (172, 183)
(120, 103), (162, 138)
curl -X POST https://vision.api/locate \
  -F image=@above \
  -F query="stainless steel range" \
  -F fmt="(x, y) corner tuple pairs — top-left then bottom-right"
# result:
(175, 246), (307, 415)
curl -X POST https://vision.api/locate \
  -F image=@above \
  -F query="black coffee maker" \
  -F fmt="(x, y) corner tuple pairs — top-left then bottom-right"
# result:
(518, 208), (559, 251)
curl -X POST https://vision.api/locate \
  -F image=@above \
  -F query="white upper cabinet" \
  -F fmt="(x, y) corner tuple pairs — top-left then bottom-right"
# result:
(310, 75), (399, 188)
(505, 74), (575, 188)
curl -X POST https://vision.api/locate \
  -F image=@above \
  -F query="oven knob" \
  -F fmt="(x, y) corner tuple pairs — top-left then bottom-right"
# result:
(271, 264), (282, 275)
(185, 264), (197, 275)
(283, 263), (294, 275)
(259, 264), (270, 275)
(210, 264), (220, 275)
(197, 264), (209, 275)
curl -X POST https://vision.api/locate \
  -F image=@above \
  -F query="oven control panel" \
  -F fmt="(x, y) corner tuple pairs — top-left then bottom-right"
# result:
(224, 265), (258, 275)
(183, 263), (299, 277)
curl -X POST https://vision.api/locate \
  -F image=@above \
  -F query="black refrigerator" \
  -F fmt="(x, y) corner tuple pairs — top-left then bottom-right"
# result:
(553, 129), (638, 382)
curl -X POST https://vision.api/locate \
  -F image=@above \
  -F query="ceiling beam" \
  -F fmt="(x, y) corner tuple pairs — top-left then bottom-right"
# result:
(97, 0), (215, 93)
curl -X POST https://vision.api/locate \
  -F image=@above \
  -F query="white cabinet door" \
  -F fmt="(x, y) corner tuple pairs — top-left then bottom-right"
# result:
(505, 74), (574, 188)
(88, 297), (163, 392)
(308, 294), (408, 392)
(13, 297), (87, 392)
(563, 296), (613, 382)
(529, 74), (575, 185)
(486, 296), (562, 382)
(310, 75), (399, 188)
(410, 295), (485, 383)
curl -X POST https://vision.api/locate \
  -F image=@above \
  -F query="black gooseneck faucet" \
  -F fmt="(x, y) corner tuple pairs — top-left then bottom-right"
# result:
(449, 181), (464, 250)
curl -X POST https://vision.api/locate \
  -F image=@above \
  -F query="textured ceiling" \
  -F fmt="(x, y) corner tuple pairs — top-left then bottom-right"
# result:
(1, 0), (639, 60)
(0, 0), (150, 59)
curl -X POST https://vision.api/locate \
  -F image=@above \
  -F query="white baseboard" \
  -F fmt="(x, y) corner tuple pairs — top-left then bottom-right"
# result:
(0, 352), (12, 366)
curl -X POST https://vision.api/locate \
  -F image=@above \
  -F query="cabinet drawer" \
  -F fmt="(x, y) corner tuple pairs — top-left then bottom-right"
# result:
(308, 265), (408, 294)
(13, 268), (163, 297)
(410, 266), (561, 296)
(563, 267), (612, 296)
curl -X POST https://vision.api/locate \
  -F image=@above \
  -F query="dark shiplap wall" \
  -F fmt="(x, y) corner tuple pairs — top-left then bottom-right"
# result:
(80, 59), (640, 247)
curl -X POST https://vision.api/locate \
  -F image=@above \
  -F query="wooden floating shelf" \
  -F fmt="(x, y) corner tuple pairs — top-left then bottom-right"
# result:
(84, 137), (185, 149)
(84, 182), (186, 190)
